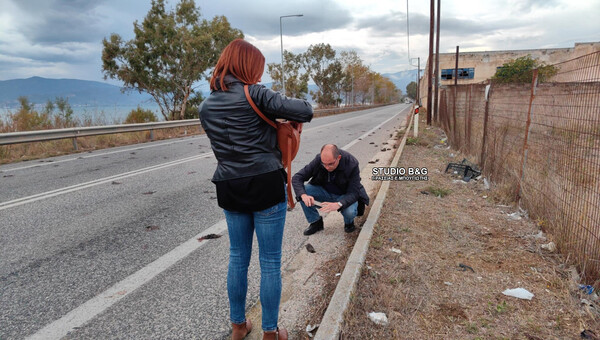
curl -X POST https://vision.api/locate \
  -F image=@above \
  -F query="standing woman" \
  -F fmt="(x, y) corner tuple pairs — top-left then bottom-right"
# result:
(199, 39), (313, 340)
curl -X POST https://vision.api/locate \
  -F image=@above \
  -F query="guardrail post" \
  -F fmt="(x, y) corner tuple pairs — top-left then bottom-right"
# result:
(150, 130), (155, 141)
(72, 138), (78, 151)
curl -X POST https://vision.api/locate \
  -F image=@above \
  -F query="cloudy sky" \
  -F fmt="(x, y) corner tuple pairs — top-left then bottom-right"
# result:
(0, 0), (598, 85)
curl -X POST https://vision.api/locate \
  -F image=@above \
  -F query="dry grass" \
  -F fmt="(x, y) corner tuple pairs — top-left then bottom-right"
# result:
(341, 123), (599, 339)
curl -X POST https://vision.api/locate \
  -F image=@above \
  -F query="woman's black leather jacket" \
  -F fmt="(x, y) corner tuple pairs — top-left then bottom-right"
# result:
(199, 75), (313, 181)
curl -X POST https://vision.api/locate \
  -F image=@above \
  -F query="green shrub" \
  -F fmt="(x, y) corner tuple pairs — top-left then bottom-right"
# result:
(492, 55), (558, 83)
(125, 107), (157, 124)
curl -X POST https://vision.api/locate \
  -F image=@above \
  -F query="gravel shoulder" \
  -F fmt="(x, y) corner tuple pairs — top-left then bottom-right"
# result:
(340, 123), (600, 339)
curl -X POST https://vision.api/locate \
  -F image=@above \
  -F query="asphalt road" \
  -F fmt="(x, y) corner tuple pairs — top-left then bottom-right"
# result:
(0, 104), (409, 339)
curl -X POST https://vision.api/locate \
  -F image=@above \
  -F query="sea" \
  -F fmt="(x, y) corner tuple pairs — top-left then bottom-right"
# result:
(1, 103), (166, 125)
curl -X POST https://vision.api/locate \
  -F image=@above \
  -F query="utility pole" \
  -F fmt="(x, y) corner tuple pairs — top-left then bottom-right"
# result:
(417, 57), (420, 106)
(426, 0), (435, 125)
(433, 0), (441, 124)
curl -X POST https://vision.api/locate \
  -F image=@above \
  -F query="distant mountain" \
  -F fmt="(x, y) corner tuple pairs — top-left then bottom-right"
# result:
(382, 70), (421, 94)
(0, 77), (156, 108)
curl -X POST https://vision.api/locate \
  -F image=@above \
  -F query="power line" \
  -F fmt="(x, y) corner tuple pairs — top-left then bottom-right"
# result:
(407, 0), (411, 63)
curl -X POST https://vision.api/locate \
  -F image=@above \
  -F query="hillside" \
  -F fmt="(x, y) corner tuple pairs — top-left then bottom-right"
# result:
(0, 73), (415, 110)
(382, 69), (420, 94)
(0, 77), (155, 108)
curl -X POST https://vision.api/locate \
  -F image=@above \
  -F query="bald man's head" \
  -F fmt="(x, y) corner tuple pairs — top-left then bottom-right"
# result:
(320, 144), (341, 172)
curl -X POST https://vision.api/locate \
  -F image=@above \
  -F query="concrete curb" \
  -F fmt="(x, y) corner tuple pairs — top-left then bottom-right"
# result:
(314, 109), (416, 339)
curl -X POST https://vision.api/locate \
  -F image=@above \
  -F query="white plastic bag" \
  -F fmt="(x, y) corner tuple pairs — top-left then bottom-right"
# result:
(368, 312), (389, 326)
(502, 288), (534, 300)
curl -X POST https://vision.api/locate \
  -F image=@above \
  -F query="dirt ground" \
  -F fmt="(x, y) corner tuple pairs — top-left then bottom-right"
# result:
(338, 123), (600, 339)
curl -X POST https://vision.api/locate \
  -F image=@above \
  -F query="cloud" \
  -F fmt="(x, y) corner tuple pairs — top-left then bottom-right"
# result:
(10, 0), (109, 44)
(197, 0), (353, 38)
(356, 10), (516, 39)
(508, 0), (561, 13)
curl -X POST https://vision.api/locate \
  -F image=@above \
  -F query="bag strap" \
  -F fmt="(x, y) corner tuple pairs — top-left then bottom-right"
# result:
(285, 140), (295, 209)
(244, 85), (276, 129)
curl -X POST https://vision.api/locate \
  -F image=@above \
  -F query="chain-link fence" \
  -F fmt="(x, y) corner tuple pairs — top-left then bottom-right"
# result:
(438, 51), (600, 286)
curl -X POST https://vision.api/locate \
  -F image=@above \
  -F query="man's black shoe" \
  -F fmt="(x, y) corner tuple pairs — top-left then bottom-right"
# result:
(344, 222), (356, 233)
(303, 218), (324, 236)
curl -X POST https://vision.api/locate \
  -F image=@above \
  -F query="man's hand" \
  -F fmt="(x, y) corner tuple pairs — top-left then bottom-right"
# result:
(301, 194), (315, 207)
(319, 202), (341, 213)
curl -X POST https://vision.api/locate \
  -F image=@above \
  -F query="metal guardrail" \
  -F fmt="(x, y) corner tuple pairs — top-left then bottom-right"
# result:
(0, 120), (201, 146)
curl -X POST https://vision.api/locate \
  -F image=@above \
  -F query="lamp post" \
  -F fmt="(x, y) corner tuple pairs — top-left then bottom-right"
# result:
(280, 14), (303, 96)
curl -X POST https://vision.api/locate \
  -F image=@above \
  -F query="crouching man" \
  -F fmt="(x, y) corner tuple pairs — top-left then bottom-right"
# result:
(292, 144), (369, 235)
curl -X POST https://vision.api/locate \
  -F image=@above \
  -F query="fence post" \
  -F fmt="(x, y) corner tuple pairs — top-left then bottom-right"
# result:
(516, 69), (538, 203)
(480, 84), (492, 168)
(465, 84), (472, 152)
(452, 46), (459, 147)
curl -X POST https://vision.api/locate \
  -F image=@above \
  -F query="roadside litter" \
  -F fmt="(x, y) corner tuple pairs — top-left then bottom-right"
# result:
(445, 158), (481, 182)
(502, 288), (534, 300)
(458, 263), (475, 272)
(197, 234), (221, 241)
(541, 242), (557, 252)
(368, 312), (389, 326)
(306, 324), (319, 338)
(579, 284), (595, 295)
(389, 247), (402, 255)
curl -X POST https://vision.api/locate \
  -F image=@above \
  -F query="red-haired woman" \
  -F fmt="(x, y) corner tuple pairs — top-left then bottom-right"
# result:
(199, 39), (313, 340)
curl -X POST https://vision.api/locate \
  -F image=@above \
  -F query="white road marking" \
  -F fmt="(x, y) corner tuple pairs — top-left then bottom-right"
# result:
(0, 152), (214, 211)
(25, 219), (228, 340)
(1, 135), (208, 172)
(341, 106), (409, 150)
(303, 106), (394, 133)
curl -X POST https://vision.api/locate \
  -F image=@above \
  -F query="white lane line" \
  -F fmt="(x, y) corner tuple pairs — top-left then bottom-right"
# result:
(0, 152), (214, 211)
(303, 106), (396, 132)
(342, 106), (409, 150)
(25, 219), (229, 340)
(1, 135), (208, 172)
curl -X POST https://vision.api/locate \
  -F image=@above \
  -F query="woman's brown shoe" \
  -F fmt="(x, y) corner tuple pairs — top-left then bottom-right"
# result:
(262, 327), (288, 340)
(231, 319), (252, 340)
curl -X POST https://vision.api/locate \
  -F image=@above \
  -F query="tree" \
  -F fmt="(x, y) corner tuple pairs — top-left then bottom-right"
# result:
(406, 81), (417, 99)
(492, 55), (557, 83)
(102, 0), (243, 120)
(267, 50), (309, 98)
(303, 43), (344, 107)
(338, 51), (363, 106)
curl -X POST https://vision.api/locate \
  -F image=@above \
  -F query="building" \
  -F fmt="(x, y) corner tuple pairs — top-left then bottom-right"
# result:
(419, 42), (600, 109)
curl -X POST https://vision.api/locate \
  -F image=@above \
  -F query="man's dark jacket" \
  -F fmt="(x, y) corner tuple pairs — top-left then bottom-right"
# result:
(292, 149), (369, 210)
(199, 75), (313, 181)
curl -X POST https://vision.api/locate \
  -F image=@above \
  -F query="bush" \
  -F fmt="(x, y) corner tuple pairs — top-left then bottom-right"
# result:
(10, 97), (52, 131)
(125, 107), (158, 124)
(492, 55), (558, 83)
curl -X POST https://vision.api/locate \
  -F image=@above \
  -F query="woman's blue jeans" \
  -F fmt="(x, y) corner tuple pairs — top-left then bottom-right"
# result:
(299, 183), (358, 225)
(223, 198), (287, 332)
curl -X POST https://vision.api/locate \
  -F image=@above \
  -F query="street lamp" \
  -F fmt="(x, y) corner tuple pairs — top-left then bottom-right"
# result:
(280, 14), (303, 96)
